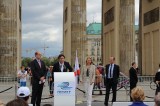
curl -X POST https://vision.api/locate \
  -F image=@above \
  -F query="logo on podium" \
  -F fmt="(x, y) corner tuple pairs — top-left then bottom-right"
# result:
(55, 82), (75, 96)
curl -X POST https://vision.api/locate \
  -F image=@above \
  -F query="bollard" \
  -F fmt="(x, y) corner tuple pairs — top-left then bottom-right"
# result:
(15, 83), (17, 99)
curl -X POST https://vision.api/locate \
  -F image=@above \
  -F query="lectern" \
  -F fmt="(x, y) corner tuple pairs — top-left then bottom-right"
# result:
(54, 72), (75, 106)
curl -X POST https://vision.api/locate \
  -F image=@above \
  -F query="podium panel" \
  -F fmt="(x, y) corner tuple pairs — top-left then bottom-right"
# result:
(54, 72), (75, 106)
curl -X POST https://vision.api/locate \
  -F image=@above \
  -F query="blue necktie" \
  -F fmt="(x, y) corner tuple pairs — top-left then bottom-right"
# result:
(109, 64), (112, 78)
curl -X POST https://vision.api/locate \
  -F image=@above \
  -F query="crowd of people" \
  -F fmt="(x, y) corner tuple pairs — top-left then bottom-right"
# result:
(1, 51), (160, 106)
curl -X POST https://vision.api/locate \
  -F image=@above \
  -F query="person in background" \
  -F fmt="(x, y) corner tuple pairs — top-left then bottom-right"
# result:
(17, 87), (33, 106)
(98, 63), (105, 88)
(17, 66), (27, 87)
(47, 66), (53, 96)
(46, 67), (50, 85)
(129, 86), (147, 106)
(154, 64), (160, 95)
(30, 51), (47, 106)
(129, 62), (138, 101)
(6, 99), (28, 106)
(28, 68), (32, 86)
(93, 67), (102, 95)
(154, 92), (160, 106)
(80, 57), (95, 106)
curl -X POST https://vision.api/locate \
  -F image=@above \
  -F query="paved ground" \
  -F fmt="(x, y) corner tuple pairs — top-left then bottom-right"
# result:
(0, 79), (155, 105)
(41, 102), (111, 106)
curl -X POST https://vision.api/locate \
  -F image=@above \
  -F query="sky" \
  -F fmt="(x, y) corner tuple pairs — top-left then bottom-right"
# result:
(22, 0), (139, 57)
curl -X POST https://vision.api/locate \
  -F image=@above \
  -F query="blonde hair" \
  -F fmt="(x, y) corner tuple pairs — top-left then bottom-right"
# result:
(85, 57), (93, 65)
(131, 86), (145, 101)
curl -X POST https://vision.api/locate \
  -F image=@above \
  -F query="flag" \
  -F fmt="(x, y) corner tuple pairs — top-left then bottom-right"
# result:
(74, 50), (80, 76)
(74, 50), (80, 87)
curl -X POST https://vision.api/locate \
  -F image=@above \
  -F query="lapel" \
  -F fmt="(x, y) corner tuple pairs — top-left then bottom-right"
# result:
(112, 64), (116, 75)
(106, 64), (109, 75)
(63, 62), (67, 72)
(58, 62), (61, 72)
(132, 67), (137, 74)
(35, 59), (41, 69)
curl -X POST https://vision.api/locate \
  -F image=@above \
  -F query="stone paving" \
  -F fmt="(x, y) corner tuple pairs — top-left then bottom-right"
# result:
(0, 80), (155, 105)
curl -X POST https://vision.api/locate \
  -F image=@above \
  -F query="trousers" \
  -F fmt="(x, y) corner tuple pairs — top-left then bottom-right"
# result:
(84, 78), (94, 106)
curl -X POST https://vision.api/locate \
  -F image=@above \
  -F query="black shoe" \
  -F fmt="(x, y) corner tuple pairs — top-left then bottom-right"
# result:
(99, 91), (102, 95)
(104, 103), (108, 106)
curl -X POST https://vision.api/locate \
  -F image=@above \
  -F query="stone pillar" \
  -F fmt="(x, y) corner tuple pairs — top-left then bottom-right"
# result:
(119, 0), (135, 74)
(138, 0), (142, 75)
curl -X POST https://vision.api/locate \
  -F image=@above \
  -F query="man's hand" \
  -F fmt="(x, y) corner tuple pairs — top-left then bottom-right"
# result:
(40, 76), (45, 82)
(49, 78), (52, 81)
(156, 81), (160, 84)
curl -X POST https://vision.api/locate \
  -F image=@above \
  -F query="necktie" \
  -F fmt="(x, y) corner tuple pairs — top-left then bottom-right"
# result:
(60, 64), (63, 72)
(38, 60), (41, 68)
(110, 64), (112, 78)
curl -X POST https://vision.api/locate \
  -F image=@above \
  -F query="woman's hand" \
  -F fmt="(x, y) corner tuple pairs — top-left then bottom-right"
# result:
(90, 82), (94, 85)
(80, 81), (83, 84)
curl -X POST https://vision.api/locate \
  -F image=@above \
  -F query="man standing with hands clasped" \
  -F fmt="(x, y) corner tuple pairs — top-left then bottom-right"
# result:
(104, 56), (120, 106)
(129, 62), (138, 101)
(30, 51), (47, 106)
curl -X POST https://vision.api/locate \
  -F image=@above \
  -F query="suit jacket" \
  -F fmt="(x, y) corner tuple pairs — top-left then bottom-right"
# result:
(30, 59), (47, 83)
(129, 67), (138, 85)
(105, 64), (120, 83)
(154, 71), (160, 86)
(80, 64), (96, 83)
(52, 61), (73, 80)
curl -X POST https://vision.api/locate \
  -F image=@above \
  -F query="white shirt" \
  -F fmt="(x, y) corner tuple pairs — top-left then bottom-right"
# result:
(18, 70), (27, 82)
(108, 64), (114, 78)
(59, 62), (64, 72)
(36, 59), (41, 68)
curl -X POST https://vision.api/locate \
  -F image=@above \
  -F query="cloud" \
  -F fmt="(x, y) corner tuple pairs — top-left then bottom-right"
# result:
(22, 0), (63, 57)
(135, 0), (139, 25)
(86, 0), (139, 25)
(87, 0), (101, 25)
(22, 0), (139, 57)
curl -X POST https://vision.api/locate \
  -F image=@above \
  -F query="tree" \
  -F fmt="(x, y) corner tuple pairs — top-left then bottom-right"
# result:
(50, 58), (58, 66)
(41, 57), (51, 67)
(22, 57), (32, 67)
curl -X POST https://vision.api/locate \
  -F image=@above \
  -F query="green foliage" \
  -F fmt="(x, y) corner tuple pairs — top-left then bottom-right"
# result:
(50, 58), (58, 66)
(22, 56), (59, 67)
(41, 57), (51, 67)
(22, 57), (32, 67)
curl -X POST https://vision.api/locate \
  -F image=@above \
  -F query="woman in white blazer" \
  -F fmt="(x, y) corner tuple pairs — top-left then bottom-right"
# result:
(80, 57), (96, 106)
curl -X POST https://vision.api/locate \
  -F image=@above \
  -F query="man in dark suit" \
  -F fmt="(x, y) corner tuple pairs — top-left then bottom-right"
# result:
(51, 54), (73, 79)
(154, 64), (160, 95)
(129, 62), (138, 101)
(104, 56), (120, 106)
(30, 51), (47, 106)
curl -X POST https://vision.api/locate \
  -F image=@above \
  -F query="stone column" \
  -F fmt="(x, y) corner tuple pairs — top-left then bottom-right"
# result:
(138, 0), (142, 74)
(119, 0), (135, 74)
